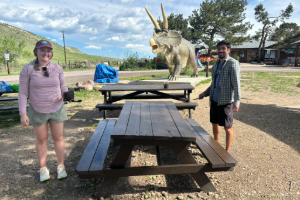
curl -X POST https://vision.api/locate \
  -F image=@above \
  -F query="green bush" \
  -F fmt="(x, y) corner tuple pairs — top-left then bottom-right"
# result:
(180, 65), (192, 75)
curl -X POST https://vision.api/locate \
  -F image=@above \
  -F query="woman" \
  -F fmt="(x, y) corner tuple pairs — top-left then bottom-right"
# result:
(19, 40), (68, 182)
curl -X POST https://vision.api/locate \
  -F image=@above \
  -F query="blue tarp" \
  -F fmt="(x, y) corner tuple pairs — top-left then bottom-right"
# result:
(94, 64), (119, 83)
(0, 81), (12, 92)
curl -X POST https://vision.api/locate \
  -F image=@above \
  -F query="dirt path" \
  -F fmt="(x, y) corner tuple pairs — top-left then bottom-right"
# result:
(1, 81), (300, 199)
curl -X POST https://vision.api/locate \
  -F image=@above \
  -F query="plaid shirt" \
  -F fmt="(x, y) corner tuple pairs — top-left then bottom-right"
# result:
(203, 56), (241, 106)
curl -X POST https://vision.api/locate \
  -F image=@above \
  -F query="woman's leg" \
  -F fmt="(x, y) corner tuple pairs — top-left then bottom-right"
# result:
(49, 121), (65, 165)
(34, 122), (49, 168)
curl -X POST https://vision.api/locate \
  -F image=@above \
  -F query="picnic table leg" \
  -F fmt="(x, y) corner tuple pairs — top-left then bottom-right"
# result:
(94, 145), (134, 198)
(171, 145), (217, 192)
(188, 90), (192, 118)
(103, 92), (107, 119)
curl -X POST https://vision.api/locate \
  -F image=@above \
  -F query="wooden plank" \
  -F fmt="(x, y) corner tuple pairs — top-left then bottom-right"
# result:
(186, 119), (237, 167)
(113, 139), (191, 147)
(139, 102), (153, 139)
(95, 102), (198, 111)
(165, 101), (196, 141)
(99, 84), (194, 92)
(111, 93), (185, 99)
(185, 119), (209, 135)
(150, 101), (169, 140)
(89, 119), (116, 174)
(111, 101), (133, 139)
(0, 98), (18, 101)
(157, 101), (181, 138)
(125, 101), (140, 139)
(75, 120), (108, 175)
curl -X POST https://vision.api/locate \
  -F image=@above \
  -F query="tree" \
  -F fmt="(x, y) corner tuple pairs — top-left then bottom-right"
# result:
(269, 22), (300, 48)
(0, 35), (30, 74)
(157, 13), (192, 41)
(253, 3), (293, 62)
(188, 0), (253, 54)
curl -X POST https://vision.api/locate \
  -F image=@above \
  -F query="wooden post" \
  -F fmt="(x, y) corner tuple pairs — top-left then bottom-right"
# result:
(145, 62), (148, 69)
(69, 60), (71, 69)
(295, 44), (299, 67)
(76, 60), (78, 68)
(206, 62), (209, 77)
(58, 60), (60, 65)
(7, 62), (10, 75)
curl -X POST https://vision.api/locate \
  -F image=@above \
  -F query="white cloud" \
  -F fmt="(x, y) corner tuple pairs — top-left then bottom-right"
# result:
(108, 50), (111, 52)
(125, 44), (145, 48)
(121, 0), (134, 2)
(84, 45), (102, 50)
(106, 36), (121, 41)
(51, 39), (57, 41)
(89, 37), (98, 40)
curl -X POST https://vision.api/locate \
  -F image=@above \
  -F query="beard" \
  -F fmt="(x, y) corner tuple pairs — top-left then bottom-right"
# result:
(218, 53), (225, 59)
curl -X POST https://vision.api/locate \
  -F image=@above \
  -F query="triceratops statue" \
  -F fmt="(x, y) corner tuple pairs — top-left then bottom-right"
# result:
(145, 4), (198, 81)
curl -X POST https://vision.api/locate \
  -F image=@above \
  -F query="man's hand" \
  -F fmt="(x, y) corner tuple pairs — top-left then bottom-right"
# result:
(233, 105), (239, 112)
(198, 93), (205, 99)
(21, 114), (29, 127)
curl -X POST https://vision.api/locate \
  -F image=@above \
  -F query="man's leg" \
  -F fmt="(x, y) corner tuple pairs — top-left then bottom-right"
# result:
(224, 127), (234, 152)
(212, 123), (220, 142)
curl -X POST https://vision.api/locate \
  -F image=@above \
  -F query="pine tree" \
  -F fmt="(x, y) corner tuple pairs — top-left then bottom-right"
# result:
(253, 3), (293, 62)
(189, 0), (253, 54)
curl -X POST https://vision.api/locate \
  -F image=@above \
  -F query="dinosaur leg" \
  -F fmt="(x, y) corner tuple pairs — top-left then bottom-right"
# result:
(169, 59), (182, 81)
(189, 55), (198, 78)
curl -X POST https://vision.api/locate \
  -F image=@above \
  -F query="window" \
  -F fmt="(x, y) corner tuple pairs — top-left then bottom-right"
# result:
(280, 49), (296, 54)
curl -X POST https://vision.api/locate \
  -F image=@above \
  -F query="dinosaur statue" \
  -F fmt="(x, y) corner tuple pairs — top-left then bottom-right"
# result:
(145, 4), (198, 81)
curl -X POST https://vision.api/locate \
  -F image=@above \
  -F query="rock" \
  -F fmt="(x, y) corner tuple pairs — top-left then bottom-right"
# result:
(188, 194), (195, 199)
(162, 191), (167, 197)
(20, 159), (34, 166)
(177, 195), (184, 200)
(4, 185), (9, 192)
(100, 197), (104, 200)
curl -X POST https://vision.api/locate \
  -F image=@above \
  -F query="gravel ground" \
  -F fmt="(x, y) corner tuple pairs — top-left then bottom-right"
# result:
(1, 80), (300, 200)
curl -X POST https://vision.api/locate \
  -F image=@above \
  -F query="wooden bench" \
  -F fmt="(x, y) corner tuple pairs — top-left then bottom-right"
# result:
(185, 118), (237, 168)
(76, 119), (116, 178)
(96, 102), (198, 119)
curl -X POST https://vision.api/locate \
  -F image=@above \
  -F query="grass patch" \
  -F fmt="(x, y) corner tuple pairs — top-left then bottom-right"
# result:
(119, 73), (169, 81)
(195, 78), (212, 87)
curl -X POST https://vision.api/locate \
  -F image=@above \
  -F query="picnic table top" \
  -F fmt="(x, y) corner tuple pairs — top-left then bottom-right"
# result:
(111, 101), (196, 142)
(99, 84), (194, 92)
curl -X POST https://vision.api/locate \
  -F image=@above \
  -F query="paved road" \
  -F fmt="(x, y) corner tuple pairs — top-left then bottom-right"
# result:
(1, 69), (169, 85)
(1, 64), (299, 85)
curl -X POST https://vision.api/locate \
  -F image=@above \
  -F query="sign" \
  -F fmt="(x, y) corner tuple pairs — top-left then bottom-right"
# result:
(267, 50), (270, 55)
(5, 54), (9, 61)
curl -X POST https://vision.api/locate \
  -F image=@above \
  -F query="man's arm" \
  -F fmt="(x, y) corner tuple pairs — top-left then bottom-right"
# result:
(230, 60), (241, 107)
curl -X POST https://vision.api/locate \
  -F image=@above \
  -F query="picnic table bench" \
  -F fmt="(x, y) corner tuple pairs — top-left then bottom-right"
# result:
(97, 84), (197, 119)
(76, 101), (237, 198)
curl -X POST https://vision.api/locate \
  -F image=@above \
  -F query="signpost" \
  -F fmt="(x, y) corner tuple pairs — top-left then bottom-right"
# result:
(4, 54), (10, 74)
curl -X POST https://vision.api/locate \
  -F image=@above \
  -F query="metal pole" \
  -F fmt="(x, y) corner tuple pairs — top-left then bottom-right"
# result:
(60, 29), (67, 64)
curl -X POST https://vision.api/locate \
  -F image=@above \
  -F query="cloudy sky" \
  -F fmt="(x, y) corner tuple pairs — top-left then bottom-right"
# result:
(0, 0), (299, 59)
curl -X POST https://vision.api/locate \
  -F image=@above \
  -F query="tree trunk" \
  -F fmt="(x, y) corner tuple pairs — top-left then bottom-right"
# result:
(261, 31), (269, 62)
(7, 62), (10, 75)
(257, 24), (267, 63)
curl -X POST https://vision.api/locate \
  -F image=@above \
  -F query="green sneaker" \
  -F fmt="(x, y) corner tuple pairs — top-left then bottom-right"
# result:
(57, 164), (67, 179)
(40, 167), (50, 182)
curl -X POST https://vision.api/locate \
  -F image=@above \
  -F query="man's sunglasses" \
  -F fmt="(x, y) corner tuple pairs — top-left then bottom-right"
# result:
(42, 67), (49, 77)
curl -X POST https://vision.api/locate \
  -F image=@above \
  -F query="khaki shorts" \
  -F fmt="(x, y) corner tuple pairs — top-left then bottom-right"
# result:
(28, 104), (68, 126)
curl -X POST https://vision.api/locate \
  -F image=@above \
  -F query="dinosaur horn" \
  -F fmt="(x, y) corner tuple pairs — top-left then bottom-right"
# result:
(153, 31), (157, 36)
(145, 7), (161, 31)
(161, 4), (168, 30)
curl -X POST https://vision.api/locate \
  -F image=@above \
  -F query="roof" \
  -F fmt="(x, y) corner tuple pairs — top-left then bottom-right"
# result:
(291, 40), (300, 45)
(231, 40), (277, 49)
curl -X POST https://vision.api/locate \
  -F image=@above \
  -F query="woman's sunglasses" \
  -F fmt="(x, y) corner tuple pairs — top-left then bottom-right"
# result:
(42, 67), (49, 77)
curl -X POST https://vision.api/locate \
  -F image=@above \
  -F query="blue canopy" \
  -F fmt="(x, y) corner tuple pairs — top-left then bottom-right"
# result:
(94, 64), (119, 83)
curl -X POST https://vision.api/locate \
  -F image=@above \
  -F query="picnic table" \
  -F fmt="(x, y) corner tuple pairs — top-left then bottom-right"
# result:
(97, 84), (197, 118)
(0, 91), (21, 111)
(76, 101), (238, 198)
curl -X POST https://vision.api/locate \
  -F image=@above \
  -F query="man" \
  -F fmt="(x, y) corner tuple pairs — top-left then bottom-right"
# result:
(198, 40), (241, 152)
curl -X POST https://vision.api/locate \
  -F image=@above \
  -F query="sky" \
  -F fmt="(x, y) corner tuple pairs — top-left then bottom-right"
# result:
(0, 0), (299, 59)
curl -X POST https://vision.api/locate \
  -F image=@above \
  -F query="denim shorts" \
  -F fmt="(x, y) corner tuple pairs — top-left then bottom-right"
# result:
(27, 104), (68, 126)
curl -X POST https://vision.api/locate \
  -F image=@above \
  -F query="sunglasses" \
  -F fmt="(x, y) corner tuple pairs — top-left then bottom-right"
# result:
(42, 67), (49, 77)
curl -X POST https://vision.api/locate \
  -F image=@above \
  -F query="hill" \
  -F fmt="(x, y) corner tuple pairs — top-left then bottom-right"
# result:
(0, 22), (117, 67)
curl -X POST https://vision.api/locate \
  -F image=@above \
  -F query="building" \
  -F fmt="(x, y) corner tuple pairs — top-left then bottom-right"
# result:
(231, 40), (277, 63)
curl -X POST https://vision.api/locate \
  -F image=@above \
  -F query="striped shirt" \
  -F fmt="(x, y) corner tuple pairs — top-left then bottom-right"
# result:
(203, 56), (241, 106)
(18, 60), (68, 116)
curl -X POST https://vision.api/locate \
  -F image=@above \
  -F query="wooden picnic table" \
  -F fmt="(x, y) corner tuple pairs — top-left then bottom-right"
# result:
(98, 83), (196, 118)
(76, 101), (237, 198)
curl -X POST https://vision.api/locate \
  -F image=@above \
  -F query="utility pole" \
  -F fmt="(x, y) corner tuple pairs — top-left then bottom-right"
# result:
(60, 29), (67, 64)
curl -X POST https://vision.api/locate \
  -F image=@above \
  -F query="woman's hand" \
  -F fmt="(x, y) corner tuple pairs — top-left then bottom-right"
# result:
(21, 114), (29, 127)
